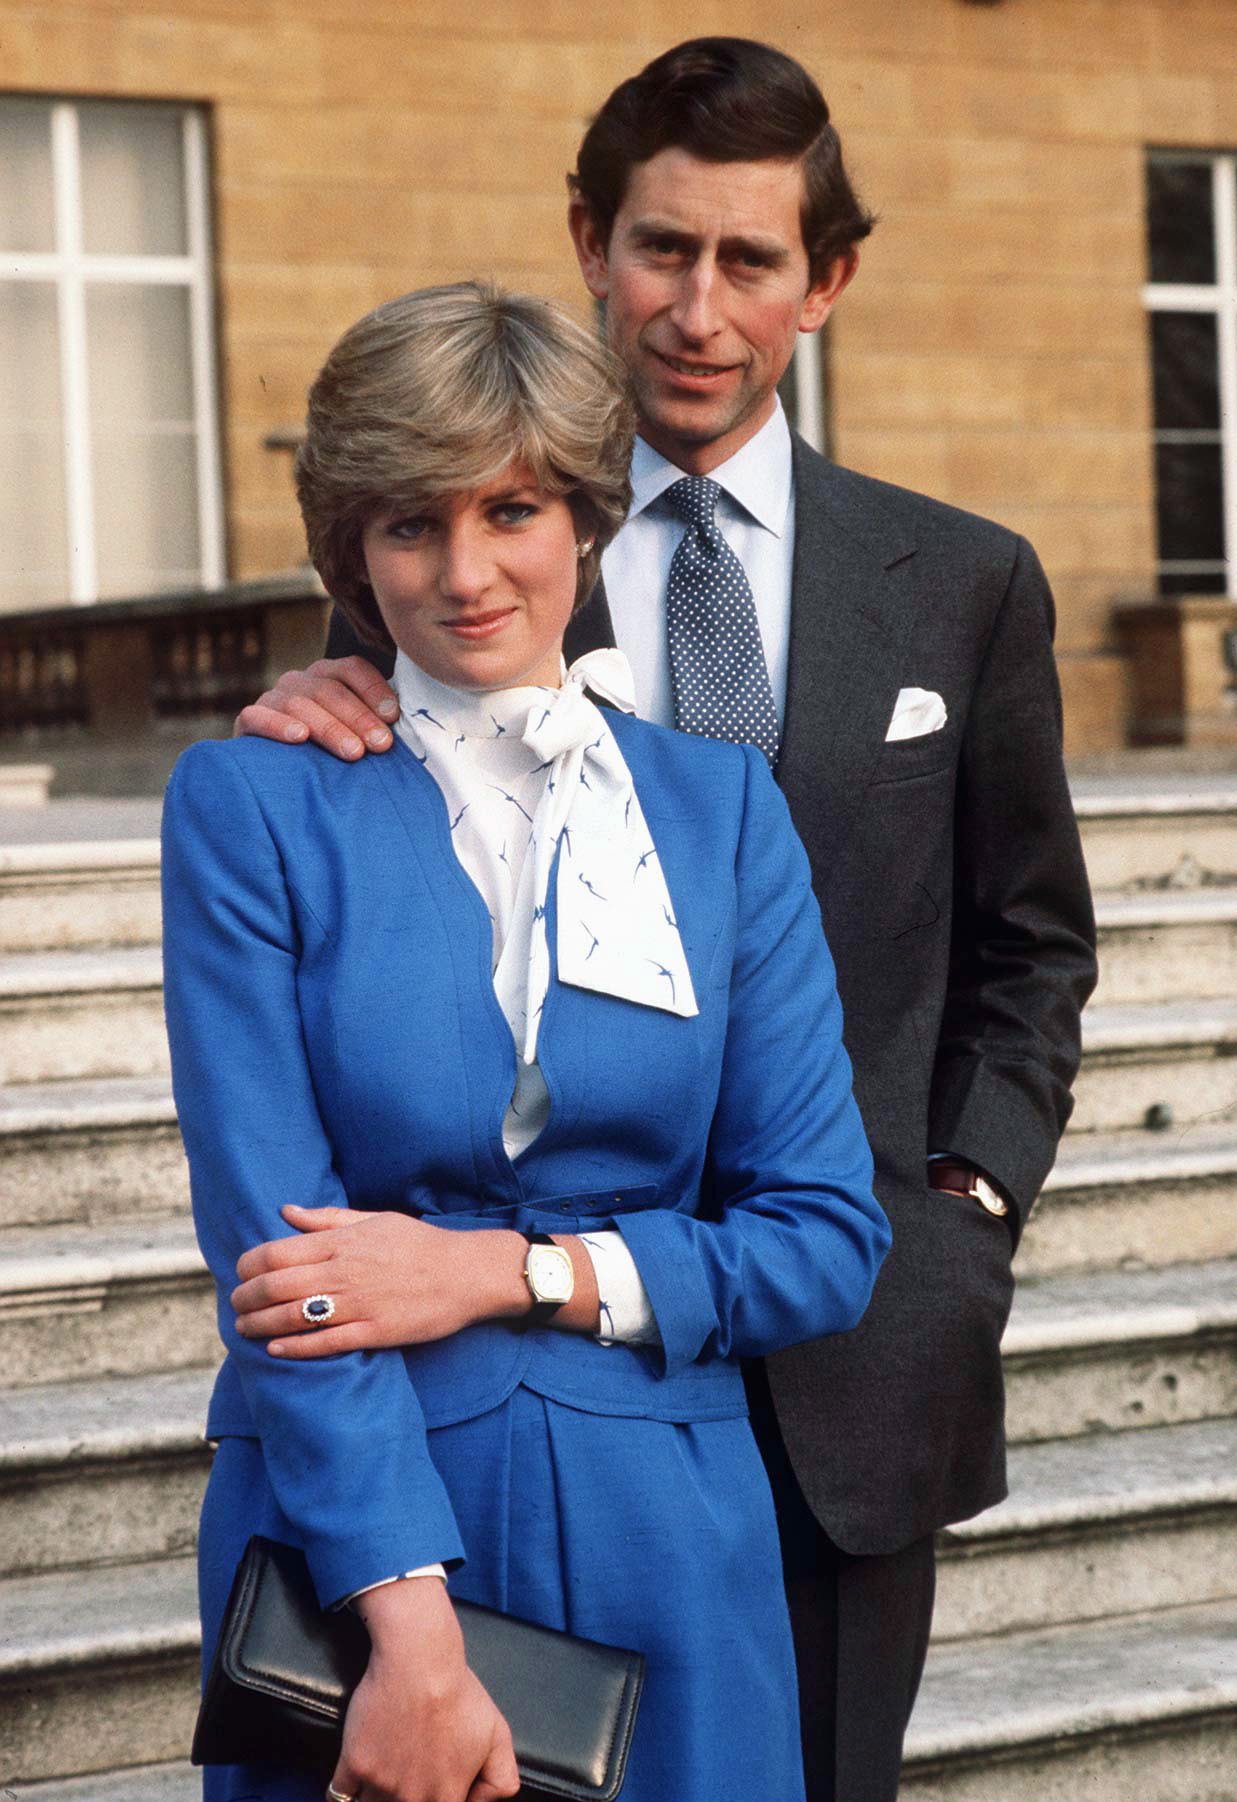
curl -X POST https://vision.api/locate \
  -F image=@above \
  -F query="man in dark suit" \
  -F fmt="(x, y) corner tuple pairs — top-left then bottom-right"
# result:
(235, 38), (1097, 1801)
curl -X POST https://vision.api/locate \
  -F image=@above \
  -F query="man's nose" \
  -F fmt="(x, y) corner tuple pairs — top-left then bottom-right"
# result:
(668, 259), (723, 342)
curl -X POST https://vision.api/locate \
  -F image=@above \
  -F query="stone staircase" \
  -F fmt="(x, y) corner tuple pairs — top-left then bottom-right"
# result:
(905, 772), (1237, 1801)
(0, 777), (1235, 1799)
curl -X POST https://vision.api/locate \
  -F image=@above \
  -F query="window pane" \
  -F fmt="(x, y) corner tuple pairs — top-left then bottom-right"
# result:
(87, 284), (194, 424)
(86, 284), (198, 595)
(79, 103), (187, 257)
(0, 285), (68, 610)
(1157, 569), (1227, 597)
(1151, 312), (1220, 431)
(0, 98), (55, 254)
(92, 431), (200, 597)
(1155, 442), (1225, 564)
(1146, 161), (1215, 285)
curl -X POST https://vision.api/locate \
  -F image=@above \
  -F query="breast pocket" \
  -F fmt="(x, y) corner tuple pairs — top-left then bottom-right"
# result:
(870, 729), (956, 786)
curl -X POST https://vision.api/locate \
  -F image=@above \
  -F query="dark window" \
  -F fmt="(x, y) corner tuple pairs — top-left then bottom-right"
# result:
(1144, 154), (1233, 599)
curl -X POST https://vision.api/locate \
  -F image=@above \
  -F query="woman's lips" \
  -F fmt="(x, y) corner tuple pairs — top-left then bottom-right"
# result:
(443, 608), (516, 640)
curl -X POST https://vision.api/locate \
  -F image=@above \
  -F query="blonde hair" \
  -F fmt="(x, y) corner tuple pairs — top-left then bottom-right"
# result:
(295, 282), (634, 650)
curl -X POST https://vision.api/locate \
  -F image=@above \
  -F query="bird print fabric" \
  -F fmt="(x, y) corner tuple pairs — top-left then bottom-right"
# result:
(393, 649), (698, 1158)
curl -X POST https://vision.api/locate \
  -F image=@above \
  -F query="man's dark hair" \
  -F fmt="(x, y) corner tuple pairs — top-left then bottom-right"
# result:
(568, 37), (874, 282)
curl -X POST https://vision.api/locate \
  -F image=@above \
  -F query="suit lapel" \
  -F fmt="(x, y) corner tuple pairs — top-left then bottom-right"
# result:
(777, 438), (920, 855)
(564, 572), (616, 660)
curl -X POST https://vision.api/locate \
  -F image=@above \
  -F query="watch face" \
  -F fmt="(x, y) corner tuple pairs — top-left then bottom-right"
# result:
(528, 1244), (574, 1304)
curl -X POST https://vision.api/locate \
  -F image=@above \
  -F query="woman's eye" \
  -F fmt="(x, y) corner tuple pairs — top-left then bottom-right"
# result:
(494, 502), (538, 525)
(387, 516), (430, 541)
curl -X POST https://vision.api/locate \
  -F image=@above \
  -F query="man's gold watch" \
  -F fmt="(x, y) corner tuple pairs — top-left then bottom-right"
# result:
(928, 1158), (1009, 1219)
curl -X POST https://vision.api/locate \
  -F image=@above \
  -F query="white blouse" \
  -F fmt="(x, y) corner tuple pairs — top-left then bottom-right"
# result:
(392, 649), (673, 1347)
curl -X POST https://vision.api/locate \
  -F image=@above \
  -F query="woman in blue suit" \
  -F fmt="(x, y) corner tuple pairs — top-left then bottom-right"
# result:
(162, 283), (888, 1802)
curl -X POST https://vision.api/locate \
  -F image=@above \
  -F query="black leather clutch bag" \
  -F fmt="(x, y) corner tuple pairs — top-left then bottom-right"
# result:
(192, 1535), (645, 1802)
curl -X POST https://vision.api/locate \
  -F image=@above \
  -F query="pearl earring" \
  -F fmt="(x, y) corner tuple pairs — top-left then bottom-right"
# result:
(576, 538), (595, 557)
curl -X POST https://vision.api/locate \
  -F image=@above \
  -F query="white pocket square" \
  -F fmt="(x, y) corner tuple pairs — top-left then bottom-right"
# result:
(885, 687), (947, 742)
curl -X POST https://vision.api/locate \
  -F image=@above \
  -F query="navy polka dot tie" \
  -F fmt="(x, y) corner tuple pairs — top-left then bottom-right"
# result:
(664, 476), (780, 768)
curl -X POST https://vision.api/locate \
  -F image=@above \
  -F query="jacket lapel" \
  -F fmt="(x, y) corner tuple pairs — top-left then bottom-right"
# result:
(564, 572), (616, 660)
(777, 438), (921, 855)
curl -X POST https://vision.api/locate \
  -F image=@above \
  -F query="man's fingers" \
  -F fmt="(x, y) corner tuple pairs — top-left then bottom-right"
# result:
(313, 654), (401, 720)
(232, 701), (310, 744)
(284, 671), (396, 742)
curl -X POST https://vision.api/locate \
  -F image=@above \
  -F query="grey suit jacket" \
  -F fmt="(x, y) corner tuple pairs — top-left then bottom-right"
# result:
(325, 436), (1098, 1552)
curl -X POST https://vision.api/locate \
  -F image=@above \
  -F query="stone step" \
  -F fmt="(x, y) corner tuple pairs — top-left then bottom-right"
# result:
(1073, 772), (1237, 892)
(0, 946), (168, 1085)
(902, 1596), (1237, 1802)
(1092, 886), (1237, 1007)
(1023, 1120), (1237, 1277)
(0, 839), (161, 953)
(0, 1554), (199, 1786)
(0, 1217), (214, 1389)
(0, 1367), (214, 1578)
(1003, 1257), (1237, 1443)
(934, 1416), (1237, 1641)
(0, 1076), (186, 1230)
(9, 1763), (199, 1802)
(1073, 998), (1237, 1133)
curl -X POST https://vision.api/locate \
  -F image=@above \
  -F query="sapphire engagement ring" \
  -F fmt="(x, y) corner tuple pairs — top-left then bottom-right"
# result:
(301, 1294), (336, 1327)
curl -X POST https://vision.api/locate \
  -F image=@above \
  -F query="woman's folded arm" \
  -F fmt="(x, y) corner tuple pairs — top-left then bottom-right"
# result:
(161, 740), (465, 1604)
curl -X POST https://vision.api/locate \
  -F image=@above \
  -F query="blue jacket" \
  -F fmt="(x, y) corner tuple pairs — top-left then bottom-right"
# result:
(161, 713), (887, 1607)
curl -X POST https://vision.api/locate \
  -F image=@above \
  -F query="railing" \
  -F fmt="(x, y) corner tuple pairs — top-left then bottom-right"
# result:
(0, 628), (90, 733)
(0, 576), (331, 784)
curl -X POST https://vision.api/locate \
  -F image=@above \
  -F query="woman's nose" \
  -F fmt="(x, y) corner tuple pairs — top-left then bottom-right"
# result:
(437, 522), (493, 601)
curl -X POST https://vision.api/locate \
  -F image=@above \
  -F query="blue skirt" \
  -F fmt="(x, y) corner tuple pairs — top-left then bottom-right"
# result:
(199, 1386), (806, 1802)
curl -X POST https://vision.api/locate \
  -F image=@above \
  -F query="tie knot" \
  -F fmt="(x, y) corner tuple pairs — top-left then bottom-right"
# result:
(665, 475), (721, 531)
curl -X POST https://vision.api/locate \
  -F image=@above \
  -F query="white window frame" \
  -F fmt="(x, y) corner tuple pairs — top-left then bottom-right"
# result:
(1143, 150), (1237, 600)
(789, 331), (825, 453)
(1, 99), (225, 604)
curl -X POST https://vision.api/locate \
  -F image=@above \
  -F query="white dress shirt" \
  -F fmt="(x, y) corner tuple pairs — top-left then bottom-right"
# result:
(601, 400), (796, 730)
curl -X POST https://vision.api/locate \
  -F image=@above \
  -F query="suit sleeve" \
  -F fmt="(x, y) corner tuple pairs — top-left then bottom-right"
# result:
(617, 746), (891, 1377)
(325, 602), (395, 676)
(929, 535), (1098, 1236)
(161, 743), (464, 1606)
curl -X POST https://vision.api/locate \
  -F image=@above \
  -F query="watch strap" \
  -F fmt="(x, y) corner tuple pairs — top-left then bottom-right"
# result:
(928, 1158), (1009, 1219)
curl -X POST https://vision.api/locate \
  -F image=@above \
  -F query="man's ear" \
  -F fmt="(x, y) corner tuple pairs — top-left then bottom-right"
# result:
(568, 197), (611, 303)
(799, 249), (859, 334)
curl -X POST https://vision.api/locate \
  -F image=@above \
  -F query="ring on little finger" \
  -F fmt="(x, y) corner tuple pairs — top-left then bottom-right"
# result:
(301, 1293), (336, 1328)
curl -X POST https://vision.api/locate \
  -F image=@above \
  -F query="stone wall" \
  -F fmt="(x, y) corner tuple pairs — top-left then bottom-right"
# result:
(5, 0), (1235, 750)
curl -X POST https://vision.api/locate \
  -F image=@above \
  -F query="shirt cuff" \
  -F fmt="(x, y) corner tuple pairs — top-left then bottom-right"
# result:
(341, 1563), (448, 1608)
(579, 1229), (662, 1346)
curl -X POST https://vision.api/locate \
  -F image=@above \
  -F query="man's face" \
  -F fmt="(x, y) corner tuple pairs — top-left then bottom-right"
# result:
(570, 148), (855, 475)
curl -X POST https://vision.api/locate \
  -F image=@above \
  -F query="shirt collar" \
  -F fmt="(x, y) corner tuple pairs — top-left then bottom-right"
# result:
(625, 398), (793, 538)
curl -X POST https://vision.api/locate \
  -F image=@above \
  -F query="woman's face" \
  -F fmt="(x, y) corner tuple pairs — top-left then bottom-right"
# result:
(361, 463), (580, 691)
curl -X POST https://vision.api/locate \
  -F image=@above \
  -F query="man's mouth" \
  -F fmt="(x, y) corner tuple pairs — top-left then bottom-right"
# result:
(443, 608), (515, 639)
(653, 351), (739, 384)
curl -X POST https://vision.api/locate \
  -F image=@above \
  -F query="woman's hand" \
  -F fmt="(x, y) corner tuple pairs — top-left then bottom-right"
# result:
(232, 1206), (602, 1357)
(332, 1577), (520, 1802)
(231, 1208), (531, 1357)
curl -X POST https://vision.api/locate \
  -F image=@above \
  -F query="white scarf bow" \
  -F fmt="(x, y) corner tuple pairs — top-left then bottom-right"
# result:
(396, 649), (698, 1066)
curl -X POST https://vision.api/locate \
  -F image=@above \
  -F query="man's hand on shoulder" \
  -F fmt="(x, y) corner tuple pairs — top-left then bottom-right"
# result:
(232, 655), (399, 761)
